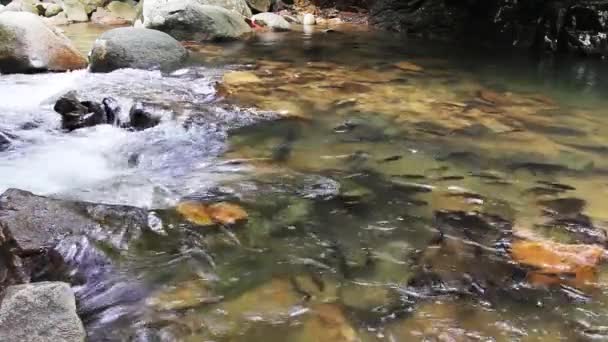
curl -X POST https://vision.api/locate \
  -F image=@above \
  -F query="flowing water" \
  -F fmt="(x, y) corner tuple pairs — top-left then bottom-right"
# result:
(3, 24), (608, 341)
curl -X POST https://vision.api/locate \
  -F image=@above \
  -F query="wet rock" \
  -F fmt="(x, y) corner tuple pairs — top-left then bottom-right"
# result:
(102, 96), (121, 125)
(53, 92), (114, 131)
(0, 282), (86, 342)
(302, 13), (315, 25)
(89, 27), (188, 73)
(0, 188), (149, 252)
(0, 12), (87, 73)
(246, 0), (270, 12)
(252, 12), (291, 31)
(511, 239), (605, 289)
(0, 131), (11, 151)
(128, 102), (163, 130)
(143, 2), (252, 41)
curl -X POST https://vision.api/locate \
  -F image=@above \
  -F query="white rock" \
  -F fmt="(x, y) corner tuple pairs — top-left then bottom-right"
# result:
(302, 13), (315, 25)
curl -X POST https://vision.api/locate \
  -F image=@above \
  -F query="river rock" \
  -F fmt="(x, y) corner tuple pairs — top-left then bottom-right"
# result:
(89, 27), (188, 72)
(128, 102), (163, 130)
(43, 3), (63, 17)
(91, 7), (129, 24)
(62, 0), (89, 21)
(246, 0), (270, 12)
(252, 12), (290, 31)
(0, 188), (150, 252)
(143, 2), (251, 41)
(143, 0), (252, 20)
(54, 92), (116, 130)
(0, 282), (86, 342)
(106, 0), (136, 21)
(0, 0), (38, 14)
(0, 12), (87, 73)
(302, 13), (315, 25)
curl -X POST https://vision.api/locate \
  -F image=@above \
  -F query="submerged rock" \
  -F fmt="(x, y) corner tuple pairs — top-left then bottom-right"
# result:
(0, 12), (87, 73)
(176, 201), (248, 227)
(252, 12), (290, 31)
(511, 240), (605, 289)
(128, 102), (162, 130)
(0, 282), (86, 342)
(143, 2), (252, 41)
(89, 27), (188, 73)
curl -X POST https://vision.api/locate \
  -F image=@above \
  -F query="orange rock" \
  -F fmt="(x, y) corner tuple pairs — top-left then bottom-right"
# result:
(208, 202), (248, 225)
(177, 201), (248, 226)
(511, 240), (605, 288)
(394, 61), (423, 72)
(176, 201), (214, 226)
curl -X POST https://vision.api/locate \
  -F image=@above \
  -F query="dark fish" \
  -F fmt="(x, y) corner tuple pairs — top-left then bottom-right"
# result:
(436, 175), (465, 181)
(508, 162), (572, 175)
(379, 155), (403, 163)
(536, 180), (575, 191)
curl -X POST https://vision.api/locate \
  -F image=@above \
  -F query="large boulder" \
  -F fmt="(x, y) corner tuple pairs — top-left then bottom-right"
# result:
(143, 0), (252, 19)
(252, 12), (290, 31)
(143, 2), (252, 41)
(0, 12), (87, 73)
(0, 0), (38, 14)
(89, 27), (188, 72)
(0, 282), (85, 342)
(369, 0), (608, 58)
(0, 188), (150, 253)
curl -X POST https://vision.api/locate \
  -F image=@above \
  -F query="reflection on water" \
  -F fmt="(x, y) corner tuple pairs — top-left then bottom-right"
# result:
(3, 25), (608, 341)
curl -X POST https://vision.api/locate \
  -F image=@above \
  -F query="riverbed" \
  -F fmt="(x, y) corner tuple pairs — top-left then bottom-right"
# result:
(2, 24), (608, 341)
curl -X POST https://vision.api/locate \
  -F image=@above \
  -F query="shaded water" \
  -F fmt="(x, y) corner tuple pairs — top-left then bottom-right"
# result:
(3, 25), (608, 341)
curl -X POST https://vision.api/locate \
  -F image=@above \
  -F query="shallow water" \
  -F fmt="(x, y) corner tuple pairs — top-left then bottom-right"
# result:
(3, 25), (608, 341)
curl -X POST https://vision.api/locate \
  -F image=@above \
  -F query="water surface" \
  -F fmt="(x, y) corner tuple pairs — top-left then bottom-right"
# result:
(2, 25), (608, 341)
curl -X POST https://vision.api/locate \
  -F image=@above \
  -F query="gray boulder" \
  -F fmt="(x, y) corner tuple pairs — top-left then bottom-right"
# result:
(144, 2), (251, 41)
(0, 282), (85, 342)
(246, 0), (270, 13)
(143, 0), (252, 21)
(0, 12), (87, 73)
(89, 27), (188, 72)
(252, 12), (290, 31)
(0, 188), (150, 252)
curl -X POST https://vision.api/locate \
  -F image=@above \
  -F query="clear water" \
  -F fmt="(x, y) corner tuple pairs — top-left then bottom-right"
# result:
(2, 25), (608, 341)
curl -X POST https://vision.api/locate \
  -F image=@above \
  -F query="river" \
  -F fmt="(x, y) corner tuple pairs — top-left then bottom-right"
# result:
(2, 23), (608, 341)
